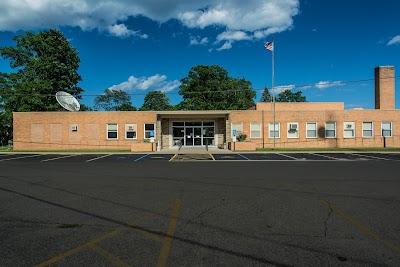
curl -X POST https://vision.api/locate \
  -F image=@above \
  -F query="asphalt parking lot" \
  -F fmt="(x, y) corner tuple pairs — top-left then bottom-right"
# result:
(0, 153), (399, 266)
(0, 152), (399, 162)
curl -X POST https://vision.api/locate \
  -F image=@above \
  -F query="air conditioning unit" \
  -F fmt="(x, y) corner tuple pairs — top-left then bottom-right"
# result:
(289, 123), (297, 130)
(128, 126), (134, 131)
(71, 125), (78, 131)
(346, 124), (353, 129)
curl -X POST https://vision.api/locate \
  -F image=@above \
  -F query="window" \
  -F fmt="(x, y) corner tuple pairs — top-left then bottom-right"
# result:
(306, 122), (317, 138)
(144, 123), (155, 139)
(231, 122), (243, 136)
(382, 122), (392, 137)
(125, 124), (137, 139)
(107, 124), (118, 139)
(343, 122), (355, 138)
(325, 122), (336, 138)
(269, 122), (280, 138)
(250, 122), (262, 138)
(287, 122), (299, 138)
(362, 122), (373, 137)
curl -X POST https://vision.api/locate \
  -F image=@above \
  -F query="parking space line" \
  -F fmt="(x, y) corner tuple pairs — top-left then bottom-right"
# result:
(320, 200), (400, 254)
(352, 153), (390, 161)
(86, 154), (112, 162)
(157, 199), (182, 267)
(36, 202), (176, 267)
(237, 154), (251, 160)
(209, 154), (215, 161)
(277, 153), (298, 160)
(311, 153), (339, 160)
(90, 244), (131, 267)
(41, 155), (78, 162)
(0, 154), (41, 161)
(169, 154), (178, 161)
(134, 154), (149, 162)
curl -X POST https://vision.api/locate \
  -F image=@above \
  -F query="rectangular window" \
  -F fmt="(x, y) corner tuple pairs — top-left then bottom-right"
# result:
(125, 124), (137, 139)
(269, 122), (280, 138)
(325, 122), (336, 138)
(362, 122), (373, 138)
(343, 122), (355, 138)
(250, 122), (262, 138)
(287, 122), (299, 138)
(382, 122), (392, 137)
(144, 123), (155, 139)
(306, 122), (317, 138)
(231, 122), (243, 136)
(107, 124), (118, 140)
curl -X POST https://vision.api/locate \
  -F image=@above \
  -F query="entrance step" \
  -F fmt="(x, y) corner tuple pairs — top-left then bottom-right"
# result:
(173, 154), (213, 161)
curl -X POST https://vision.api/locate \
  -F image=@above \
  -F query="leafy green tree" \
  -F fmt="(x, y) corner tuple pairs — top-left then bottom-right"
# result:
(94, 88), (136, 111)
(0, 29), (83, 144)
(260, 87), (272, 102)
(140, 91), (173, 111)
(276, 89), (307, 102)
(178, 65), (256, 110)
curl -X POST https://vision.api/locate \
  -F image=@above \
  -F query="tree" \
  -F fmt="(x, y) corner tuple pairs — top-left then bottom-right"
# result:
(178, 65), (256, 110)
(276, 90), (307, 102)
(140, 91), (173, 111)
(94, 88), (136, 111)
(0, 29), (84, 144)
(260, 87), (272, 102)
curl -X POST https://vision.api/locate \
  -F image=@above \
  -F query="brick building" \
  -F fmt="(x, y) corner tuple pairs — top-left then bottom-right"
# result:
(13, 66), (398, 151)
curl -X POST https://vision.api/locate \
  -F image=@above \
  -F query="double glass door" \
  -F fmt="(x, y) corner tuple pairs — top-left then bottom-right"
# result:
(185, 127), (202, 146)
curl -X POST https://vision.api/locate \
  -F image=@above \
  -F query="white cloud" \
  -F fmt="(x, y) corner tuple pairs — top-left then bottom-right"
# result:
(216, 30), (252, 42)
(315, 81), (344, 89)
(110, 74), (181, 92)
(107, 24), (148, 38)
(190, 36), (208, 45)
(387, 35), (400, 46)
(271, 84), (295, 95)
(216, 41), (233, 51)
(0, 0), (299, 45)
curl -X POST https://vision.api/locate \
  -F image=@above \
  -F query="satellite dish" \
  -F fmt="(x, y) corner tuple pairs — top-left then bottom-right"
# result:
(55, 91), (80, 111)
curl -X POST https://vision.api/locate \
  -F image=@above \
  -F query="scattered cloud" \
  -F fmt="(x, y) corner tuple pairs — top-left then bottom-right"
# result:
(315, 81), (344, 89)
(387, 35), (400, 46)
(216, 41), (233, 51)
(271, 84), (295, 95)
(110, 74), (181, 92)
(107, 24), (148, 38)
(0, 0), (299, 46)
(190, 36), (208, 45)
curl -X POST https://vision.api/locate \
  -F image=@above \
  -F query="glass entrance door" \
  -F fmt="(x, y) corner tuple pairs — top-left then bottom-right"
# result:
(185, 127), (202, 146)
(185, 127), (193, 146)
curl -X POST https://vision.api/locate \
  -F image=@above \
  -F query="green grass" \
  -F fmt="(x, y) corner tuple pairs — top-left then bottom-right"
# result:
(0, 146), (13, 152)
(256, 147), (400, 152)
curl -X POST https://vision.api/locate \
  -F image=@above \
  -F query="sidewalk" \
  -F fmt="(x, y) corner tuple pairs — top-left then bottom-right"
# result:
(155, 146), (234, 154)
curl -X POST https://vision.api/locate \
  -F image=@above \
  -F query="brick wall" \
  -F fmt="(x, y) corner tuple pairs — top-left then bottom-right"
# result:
(375, 66), (395, 110)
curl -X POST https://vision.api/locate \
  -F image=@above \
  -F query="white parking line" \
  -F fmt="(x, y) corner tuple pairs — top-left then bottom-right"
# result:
(277, 153), (298, 160)
(352, 153), (390, 161)
(86, 154), (112, 162)
(0, 154), (41, 161)
(41, 155), (78, 162)
(311, 153), (340, 160)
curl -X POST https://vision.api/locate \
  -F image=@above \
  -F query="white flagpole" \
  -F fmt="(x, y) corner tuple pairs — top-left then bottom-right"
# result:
(272, 36), (275, 150)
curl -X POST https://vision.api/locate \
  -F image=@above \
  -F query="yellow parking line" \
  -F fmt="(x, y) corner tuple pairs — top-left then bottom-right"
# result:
(169, 154), (178, 161)
(131, 227), (163, 242)
(157, 199), (182, 267)
(0, 154), (41, 161)
(90, 244), (132, 267)
(36, 203), (174, 267)
(209, 153), (215, 161)
(320, 200), (400, 254)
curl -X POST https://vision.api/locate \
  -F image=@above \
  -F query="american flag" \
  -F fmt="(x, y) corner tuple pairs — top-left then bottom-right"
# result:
(264, 41), (273, 51)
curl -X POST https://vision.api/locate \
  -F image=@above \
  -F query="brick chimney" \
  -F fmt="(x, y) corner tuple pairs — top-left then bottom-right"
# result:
(375, 66), (395, 109)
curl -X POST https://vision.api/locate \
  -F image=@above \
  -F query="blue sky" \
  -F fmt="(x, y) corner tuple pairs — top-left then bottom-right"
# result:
(0, 0), (399, 110)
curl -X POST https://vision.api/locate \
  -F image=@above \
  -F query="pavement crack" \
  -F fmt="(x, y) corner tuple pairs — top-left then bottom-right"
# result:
(323, 204), (334, 237)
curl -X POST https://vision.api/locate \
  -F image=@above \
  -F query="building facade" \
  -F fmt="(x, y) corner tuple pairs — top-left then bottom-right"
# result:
(13, 66), (398, 151)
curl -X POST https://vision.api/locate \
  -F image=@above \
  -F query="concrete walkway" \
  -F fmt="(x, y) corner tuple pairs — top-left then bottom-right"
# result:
(155, 146), (234, 154)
